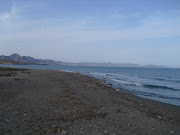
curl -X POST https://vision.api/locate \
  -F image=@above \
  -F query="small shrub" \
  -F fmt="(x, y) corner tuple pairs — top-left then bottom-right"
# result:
(0, 67), (29, 71)
(0, 73), (12, 76)
(13, 78), (21, 81)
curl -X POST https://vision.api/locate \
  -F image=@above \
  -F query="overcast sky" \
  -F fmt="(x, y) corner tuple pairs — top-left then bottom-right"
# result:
(0, 0), (180, 67)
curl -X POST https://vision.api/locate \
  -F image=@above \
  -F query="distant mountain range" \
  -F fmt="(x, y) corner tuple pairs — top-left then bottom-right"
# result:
(0, 53), (167, 68)
(0, 58), (37, 65)
(0, 53), (59, 65)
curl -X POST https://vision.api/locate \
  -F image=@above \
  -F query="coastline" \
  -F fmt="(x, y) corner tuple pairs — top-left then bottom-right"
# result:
(0, 67), (180, 135)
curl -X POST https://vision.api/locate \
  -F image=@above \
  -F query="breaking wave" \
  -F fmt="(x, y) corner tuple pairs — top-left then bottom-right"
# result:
(111, 79), (180, 91)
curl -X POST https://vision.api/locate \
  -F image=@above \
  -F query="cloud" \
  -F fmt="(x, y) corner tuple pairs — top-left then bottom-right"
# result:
(1, 20), (179, 44)
(81, 20), (87, 25)
(0, 7), (180, 44)
(0, 13), (11, 21)
(0, 1), (16, 22)
(11, 1), (16, 15)
(168, 9), (180, 15)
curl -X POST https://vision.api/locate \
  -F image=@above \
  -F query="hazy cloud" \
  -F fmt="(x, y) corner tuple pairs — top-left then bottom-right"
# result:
(1, 11), (180, 43)
(0, 1), (16, 22)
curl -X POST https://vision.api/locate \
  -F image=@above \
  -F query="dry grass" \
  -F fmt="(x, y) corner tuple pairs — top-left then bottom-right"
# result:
(0, 73), (12, 76)
(13, 77), (25, 81)
(48, 125), (69, 134)
(0, 67), (29, 77)
(0, 67), (29, 71)
(21, 71), (30, 74)
(0, 71), (18, 76)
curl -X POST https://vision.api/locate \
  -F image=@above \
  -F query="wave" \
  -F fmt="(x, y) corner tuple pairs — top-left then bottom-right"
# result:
(61, 70), (73, 73)
(147, 77), (180, 83)
(157, 95), (180, 100)
(90, 72), (108, 76)
(111, 79), (143, 86)
(136, 91), (180, 100)
(153, 78), (166, 81)
(143, 84), (180, 91)
(111, 79), (180, 91)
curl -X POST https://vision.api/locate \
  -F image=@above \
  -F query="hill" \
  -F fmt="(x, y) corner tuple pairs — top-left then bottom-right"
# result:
(0, 53), (167, 68)
(0, 53), (60, 65)
(0, 59), (35, 65)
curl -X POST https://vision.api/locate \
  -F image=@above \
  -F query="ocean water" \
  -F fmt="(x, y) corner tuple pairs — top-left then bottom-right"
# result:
(1, 64), (180, 106)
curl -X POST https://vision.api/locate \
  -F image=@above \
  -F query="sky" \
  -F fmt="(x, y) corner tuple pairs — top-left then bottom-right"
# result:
(0, 0), (180, 67)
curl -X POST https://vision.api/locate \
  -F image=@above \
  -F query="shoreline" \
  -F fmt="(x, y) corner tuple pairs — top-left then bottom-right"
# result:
(0, 67), (180, 134)
(80, 72), (180, 108)
(0, 64), (179, 107)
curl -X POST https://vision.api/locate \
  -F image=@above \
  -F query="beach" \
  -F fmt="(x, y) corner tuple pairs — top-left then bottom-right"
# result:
(0, 68), (180, 135)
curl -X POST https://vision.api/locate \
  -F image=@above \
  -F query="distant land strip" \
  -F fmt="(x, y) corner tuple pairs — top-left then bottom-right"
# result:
(0, 53), (167, 68)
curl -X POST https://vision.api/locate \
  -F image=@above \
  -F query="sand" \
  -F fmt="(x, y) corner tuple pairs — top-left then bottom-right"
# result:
(0, 67), (180, 135)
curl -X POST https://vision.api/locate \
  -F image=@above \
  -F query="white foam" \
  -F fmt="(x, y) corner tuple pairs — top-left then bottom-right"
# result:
(90, 72), (108, 76)
(111, 79), (143, 87)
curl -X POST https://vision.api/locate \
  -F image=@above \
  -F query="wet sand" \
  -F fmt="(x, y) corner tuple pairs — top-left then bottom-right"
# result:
(0, 67), (180, 135)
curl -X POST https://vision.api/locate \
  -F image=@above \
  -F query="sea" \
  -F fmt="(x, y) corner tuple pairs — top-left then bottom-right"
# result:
(1, 64), (180, 106)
